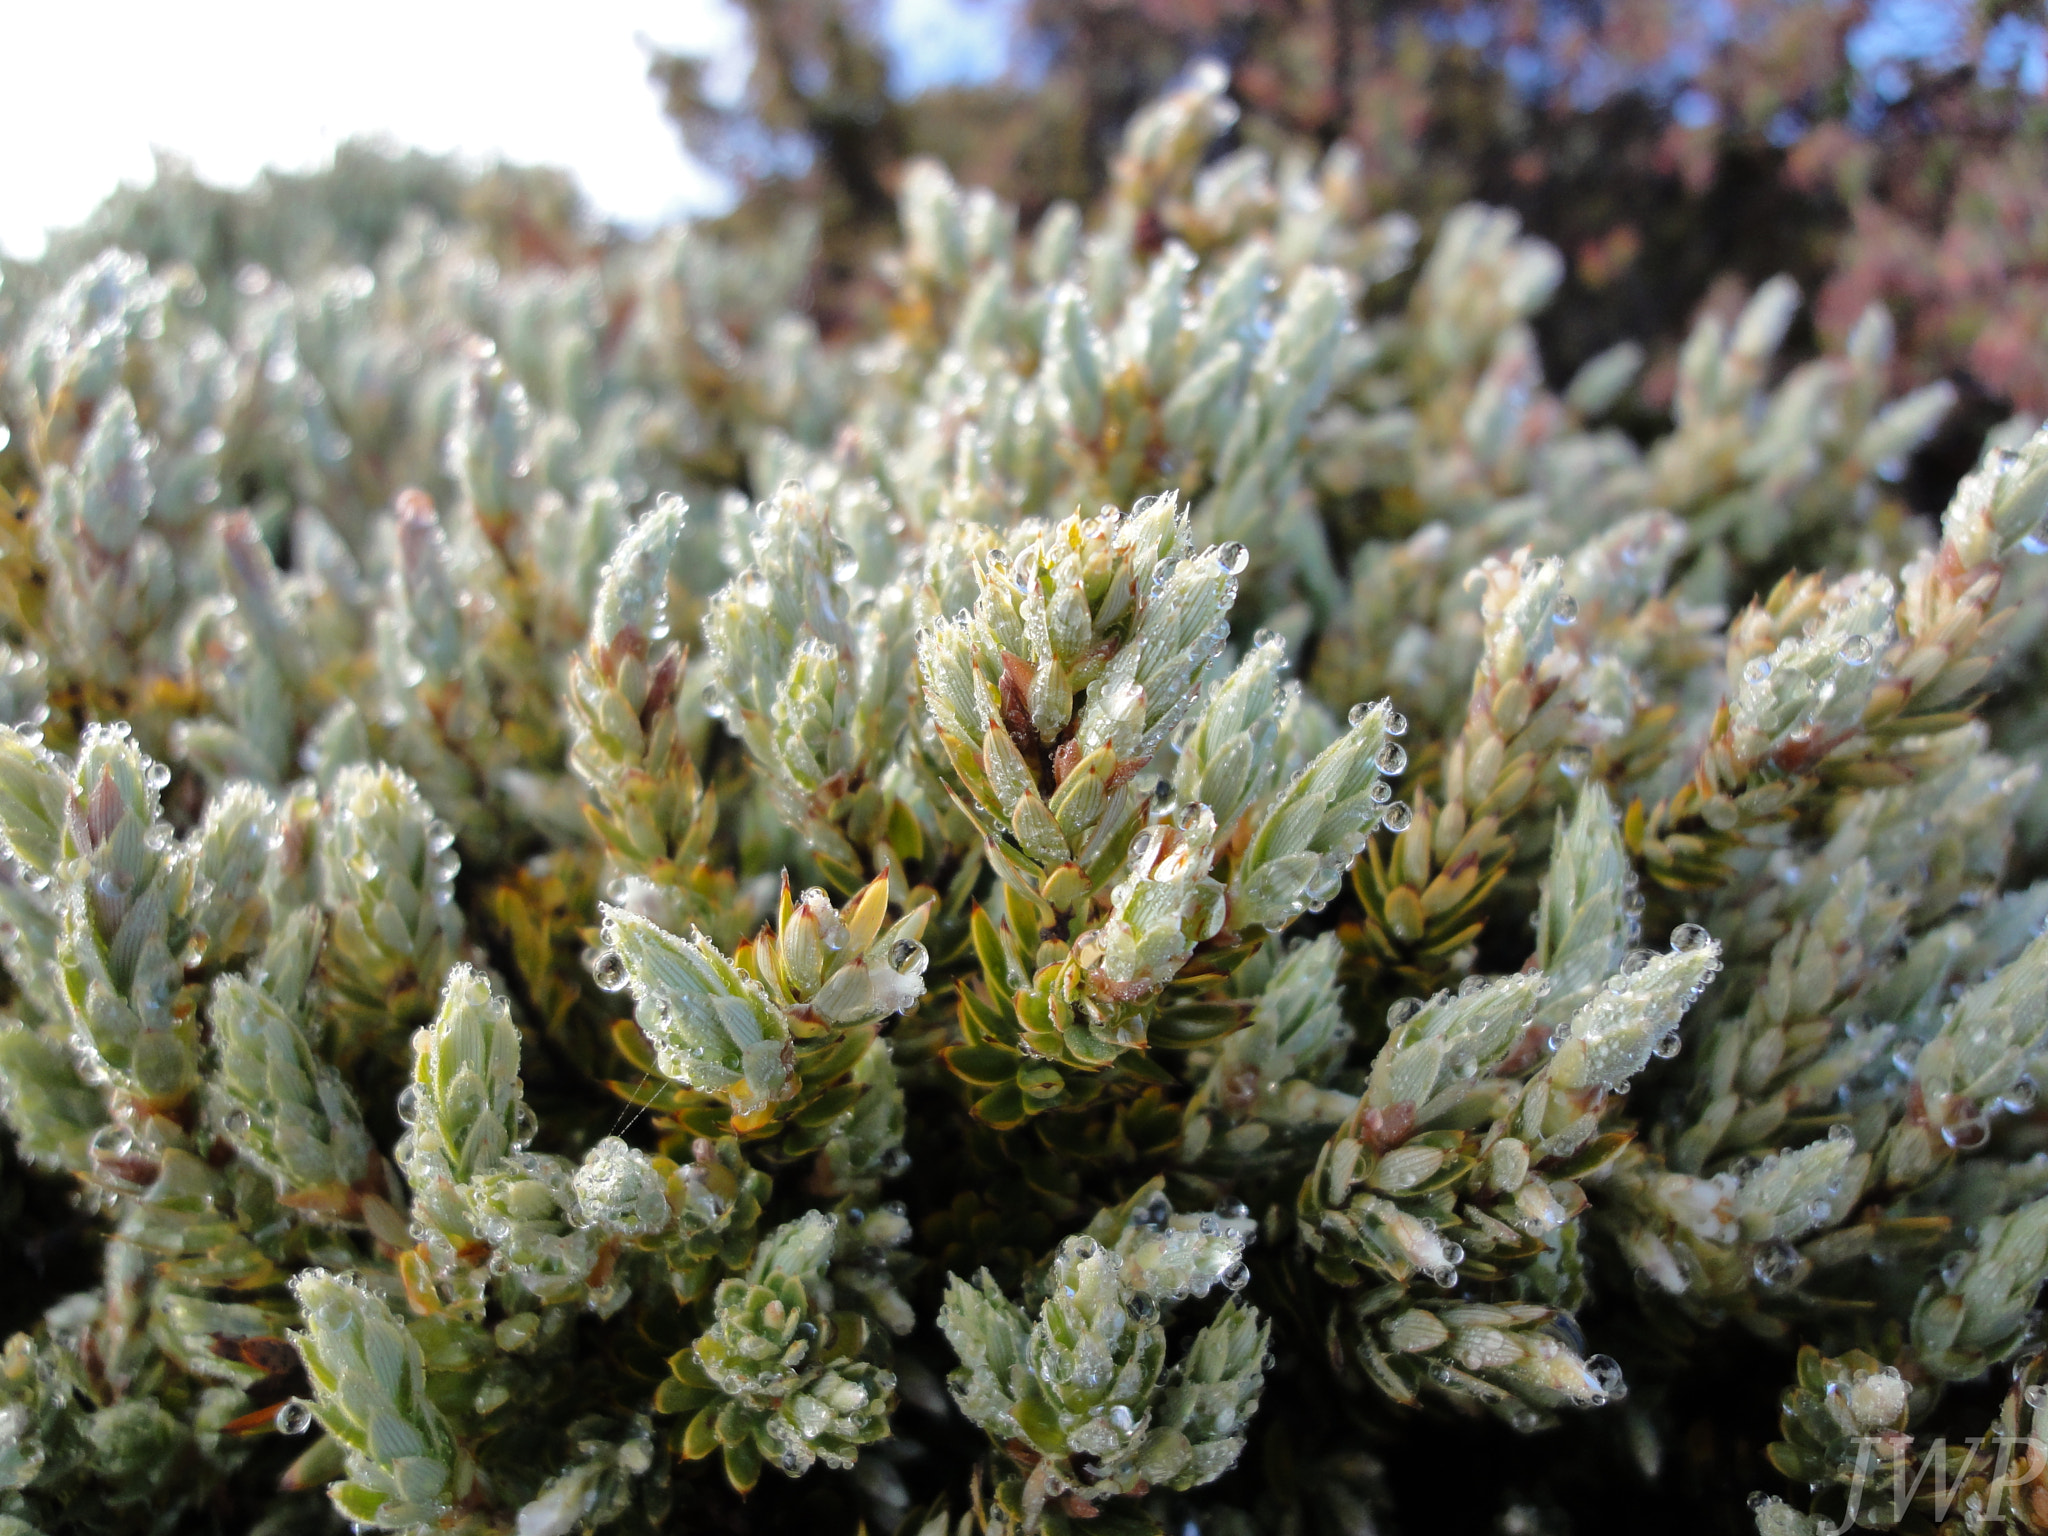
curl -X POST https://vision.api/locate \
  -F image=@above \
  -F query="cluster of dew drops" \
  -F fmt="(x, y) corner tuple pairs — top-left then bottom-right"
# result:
(1346, 699), (1413, 834)
(1383, 921), (1717, 1074)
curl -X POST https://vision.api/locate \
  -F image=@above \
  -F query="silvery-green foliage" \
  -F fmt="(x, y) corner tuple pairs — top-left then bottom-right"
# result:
(1884, 930), (2048, 1185)
(316, 763), (463, 1052)
(1533, 783), (1633, 1019)
(598, 875), (926, 1124)
(0, 1018), (105, 1171)
(915, 493), (1234, 907)
(938, 1226), (1267, 1524)
(1183, 934), (1355, 1165)
(704, 482), (918, 857)
(1912, 1195), (2048, 1379)
(8, 61), (2048, 1536)
(1548, 942), (1724, 1095)
(659, 1211), (896, 1489)
(291, 1271), (465, 1529)
(402, 963), (527, 1189)
(0, 723), (205, 1108)
(206, 973), (373, 1211)
(1229, 698), (1399, 930)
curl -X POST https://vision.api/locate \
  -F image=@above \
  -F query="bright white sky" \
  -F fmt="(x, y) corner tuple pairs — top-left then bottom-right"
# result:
(0, 2), (753, 257)
(0, 1), (1022, 260)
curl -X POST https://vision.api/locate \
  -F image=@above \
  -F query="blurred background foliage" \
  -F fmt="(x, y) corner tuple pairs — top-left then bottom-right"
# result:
(12, 0), (2041, 511)
(650, 0), (2048, 502)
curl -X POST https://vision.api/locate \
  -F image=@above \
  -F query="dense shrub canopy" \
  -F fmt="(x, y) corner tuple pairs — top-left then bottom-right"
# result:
(2, 26), (2048, 1536)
